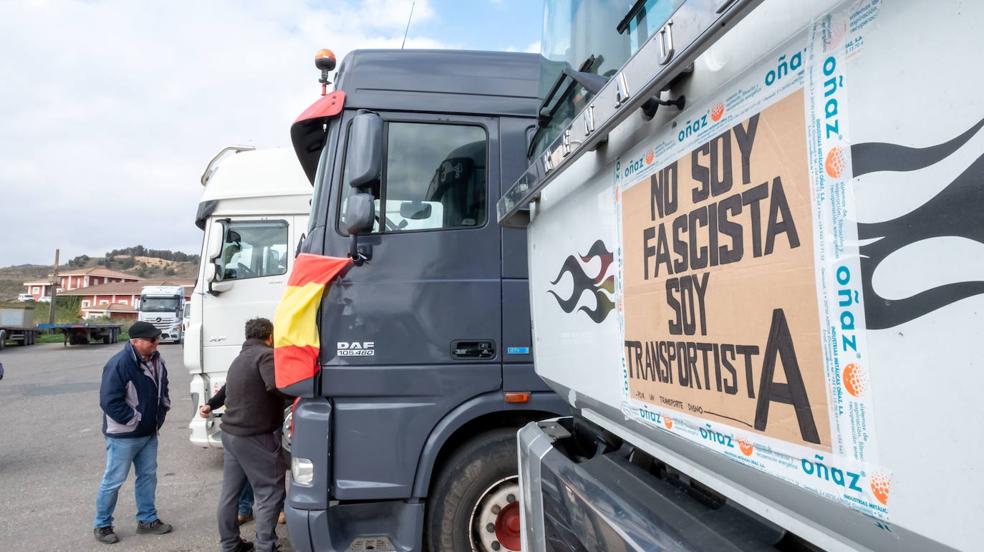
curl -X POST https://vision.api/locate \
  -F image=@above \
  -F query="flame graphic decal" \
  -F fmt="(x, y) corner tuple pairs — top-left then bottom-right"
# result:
(548, 240), (615, 323)
(853, 118), (984, 329)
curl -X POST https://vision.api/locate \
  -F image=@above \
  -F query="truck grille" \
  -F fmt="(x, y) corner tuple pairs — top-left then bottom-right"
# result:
(145, 319), (176, 330)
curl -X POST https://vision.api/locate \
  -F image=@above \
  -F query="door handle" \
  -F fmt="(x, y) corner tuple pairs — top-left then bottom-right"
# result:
(451, 340), (496, 359)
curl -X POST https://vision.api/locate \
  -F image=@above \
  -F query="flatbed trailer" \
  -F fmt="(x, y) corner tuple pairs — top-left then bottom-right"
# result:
(37, 323), (122, 346)
(0, 325), (42, 349)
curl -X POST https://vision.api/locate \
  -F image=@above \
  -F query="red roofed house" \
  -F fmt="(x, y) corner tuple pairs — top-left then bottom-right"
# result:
(59, 279), (195, 320)
(23, 267), (143, 302)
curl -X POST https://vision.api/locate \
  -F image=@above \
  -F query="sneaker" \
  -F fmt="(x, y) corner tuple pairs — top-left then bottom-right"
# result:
(233, 539), (255, 552)
(237, 513), (254, 525)
(93, 526), (119, 544)
(136, 518), (173, 535)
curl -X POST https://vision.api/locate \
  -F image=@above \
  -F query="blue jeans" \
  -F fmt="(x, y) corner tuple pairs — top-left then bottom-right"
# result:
(238, 481), (254, 516)
(93, 435), (159, 528)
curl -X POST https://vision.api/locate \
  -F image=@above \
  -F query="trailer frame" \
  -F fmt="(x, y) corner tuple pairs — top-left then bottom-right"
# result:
(37, 323), (123, 346)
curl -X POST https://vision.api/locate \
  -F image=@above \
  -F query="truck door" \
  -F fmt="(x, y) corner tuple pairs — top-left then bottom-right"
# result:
(201, 217), (292, 389)
(321, 113), (503, 499)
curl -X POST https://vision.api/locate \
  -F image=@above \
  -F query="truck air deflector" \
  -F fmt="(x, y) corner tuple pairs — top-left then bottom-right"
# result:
(294, 90), (345, 124)
(194, 200), (218, 230)
(291, 90), (346, 184)
(496, 0), (763, 228)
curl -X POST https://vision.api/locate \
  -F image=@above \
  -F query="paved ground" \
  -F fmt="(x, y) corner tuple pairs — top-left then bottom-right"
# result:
(0, 342), (293, 551)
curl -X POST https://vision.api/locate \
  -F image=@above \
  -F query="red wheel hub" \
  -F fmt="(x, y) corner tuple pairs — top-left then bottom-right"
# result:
(494, 501), (521, 550)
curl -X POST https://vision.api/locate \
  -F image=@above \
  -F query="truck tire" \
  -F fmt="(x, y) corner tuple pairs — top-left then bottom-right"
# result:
(425, 428), (522, 552)
(0, 330), (6, 350)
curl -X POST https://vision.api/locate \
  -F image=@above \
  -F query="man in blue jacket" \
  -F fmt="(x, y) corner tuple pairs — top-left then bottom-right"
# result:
(93, 321), (174, 545)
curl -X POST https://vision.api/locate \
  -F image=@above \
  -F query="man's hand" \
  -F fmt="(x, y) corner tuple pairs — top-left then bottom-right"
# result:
(199, 404), (212, 418)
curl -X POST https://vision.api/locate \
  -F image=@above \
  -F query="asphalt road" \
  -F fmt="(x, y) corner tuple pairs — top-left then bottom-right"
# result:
(0, 342), (293, 551)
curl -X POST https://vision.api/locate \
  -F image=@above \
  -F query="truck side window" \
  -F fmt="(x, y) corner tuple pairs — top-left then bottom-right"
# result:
(216, 221), (289, 281)
(340, 122), (488, 233)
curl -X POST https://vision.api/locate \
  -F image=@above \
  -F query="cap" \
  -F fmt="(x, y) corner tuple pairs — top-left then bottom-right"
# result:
(129, 321), (162, 340)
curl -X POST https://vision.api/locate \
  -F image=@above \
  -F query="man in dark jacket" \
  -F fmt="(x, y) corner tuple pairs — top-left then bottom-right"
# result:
(93, 321), (173, 545)
(217, 318), (288, 552)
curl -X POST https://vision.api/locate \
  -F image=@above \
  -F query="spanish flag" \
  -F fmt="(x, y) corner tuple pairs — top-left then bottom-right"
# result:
(274, 253), (352, 390)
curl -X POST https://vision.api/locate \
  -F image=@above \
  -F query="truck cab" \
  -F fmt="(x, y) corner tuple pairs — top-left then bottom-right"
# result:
(285, 50), (568, 552)
(185, 146), (311, 447)
(138, 285), (186, 344)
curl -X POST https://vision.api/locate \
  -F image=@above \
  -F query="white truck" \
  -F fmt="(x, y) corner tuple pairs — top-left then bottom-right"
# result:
(185, 146), (311, 447)
(499, 1), (984, 551)
(138, 285), (186, 343)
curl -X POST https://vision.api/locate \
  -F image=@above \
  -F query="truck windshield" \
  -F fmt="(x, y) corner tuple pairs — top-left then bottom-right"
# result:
(532, 0), (682, 157)
(140, 297), (180, 313)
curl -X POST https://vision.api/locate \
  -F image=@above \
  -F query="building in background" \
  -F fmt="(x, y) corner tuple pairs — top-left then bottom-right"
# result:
(22, 268), (142, 301)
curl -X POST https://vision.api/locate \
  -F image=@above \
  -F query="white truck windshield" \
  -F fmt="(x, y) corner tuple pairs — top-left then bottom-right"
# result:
(140, 297), (180, 312)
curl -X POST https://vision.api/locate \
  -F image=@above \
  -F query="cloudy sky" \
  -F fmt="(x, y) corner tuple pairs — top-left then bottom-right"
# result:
(0, 0), (542, 266)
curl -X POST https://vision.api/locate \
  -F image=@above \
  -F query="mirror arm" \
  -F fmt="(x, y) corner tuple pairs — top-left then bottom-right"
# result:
(349, 234), (370, 266)
(208, 280), (233, 295)
(295, 232), (306, 258)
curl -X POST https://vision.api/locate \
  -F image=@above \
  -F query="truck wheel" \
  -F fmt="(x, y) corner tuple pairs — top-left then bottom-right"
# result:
(425, 428), (521, 552)
(0, 331), (6, 350)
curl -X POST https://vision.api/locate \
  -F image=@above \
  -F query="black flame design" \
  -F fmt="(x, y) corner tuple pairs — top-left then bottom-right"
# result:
(853, 117), (984, 329)
(547, 240), (616, 323)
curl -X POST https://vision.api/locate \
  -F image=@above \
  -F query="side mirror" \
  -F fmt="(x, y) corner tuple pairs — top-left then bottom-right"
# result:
(347, 112), (383, 189)
(343, 193), (376, 235)
(206, 221), (226, 262)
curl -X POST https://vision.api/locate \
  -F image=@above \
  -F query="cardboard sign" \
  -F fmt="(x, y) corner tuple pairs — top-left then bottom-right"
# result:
(621, 90), (832, 450)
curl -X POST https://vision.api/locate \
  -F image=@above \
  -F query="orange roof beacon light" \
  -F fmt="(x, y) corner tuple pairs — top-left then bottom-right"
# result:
(315, 48), (337, 96)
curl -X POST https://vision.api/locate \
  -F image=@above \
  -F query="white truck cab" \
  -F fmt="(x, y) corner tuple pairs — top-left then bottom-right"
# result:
(138, 285), (186, 343)
(185, 146), (311, 447)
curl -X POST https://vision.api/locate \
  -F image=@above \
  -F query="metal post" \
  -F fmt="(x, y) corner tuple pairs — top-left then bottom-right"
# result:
(47, 249), (59, 326)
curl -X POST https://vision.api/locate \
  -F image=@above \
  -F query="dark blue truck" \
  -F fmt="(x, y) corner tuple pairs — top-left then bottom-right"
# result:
(282, 49), (568, 552)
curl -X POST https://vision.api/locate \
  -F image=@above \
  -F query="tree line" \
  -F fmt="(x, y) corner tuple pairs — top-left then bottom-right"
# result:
(104, 246), (200, 263)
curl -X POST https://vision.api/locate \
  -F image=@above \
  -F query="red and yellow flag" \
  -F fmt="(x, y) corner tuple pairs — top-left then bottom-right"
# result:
(274, 253), (352, 390)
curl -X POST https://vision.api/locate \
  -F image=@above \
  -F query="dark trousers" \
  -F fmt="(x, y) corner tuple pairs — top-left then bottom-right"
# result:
(218, 431), (286, 552)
